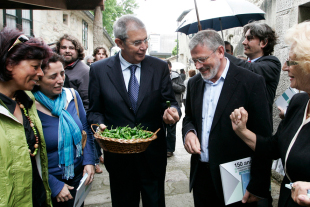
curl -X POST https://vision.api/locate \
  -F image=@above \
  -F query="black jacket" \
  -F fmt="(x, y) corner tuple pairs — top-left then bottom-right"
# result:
(87, 54), (180, 176)
(225, 53), (281, 114)
(182, 62), (272, 202)
(256, 93), (310, 207)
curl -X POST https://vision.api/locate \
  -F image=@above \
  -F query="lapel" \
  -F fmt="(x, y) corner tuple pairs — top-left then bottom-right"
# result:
(193, 76), (205, 140)
(106, 54), (132, 109)
(211, 63), (239, 132)
(136, 56), (154, 112)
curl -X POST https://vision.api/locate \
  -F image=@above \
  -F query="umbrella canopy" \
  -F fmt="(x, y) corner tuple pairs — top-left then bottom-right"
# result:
(176, 0), (265, 35)
(172, 62), (186, 70)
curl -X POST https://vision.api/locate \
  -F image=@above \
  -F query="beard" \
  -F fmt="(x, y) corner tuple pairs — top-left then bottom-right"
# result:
(199, 60), (221, 81)
(62, 53), (78, 64)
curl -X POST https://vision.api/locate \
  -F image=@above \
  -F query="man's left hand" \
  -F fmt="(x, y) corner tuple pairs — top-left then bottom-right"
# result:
(83, 165), (95, 185)
(242, 190), (261, 203)
(163, 107), (179, 125)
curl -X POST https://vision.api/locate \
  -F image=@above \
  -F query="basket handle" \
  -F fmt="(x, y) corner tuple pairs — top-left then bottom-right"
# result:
(90, 124), (99, 134)
(154, 128), (160, 135)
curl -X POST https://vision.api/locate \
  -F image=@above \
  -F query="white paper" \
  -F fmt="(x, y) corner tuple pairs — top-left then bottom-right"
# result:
(73, 173), (92, 207)
(275, 87), (298, 110)
(220, 157), (251, 205)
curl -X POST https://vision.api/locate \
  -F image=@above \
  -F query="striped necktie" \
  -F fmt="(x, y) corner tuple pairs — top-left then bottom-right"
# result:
(128, 65), (139, 113)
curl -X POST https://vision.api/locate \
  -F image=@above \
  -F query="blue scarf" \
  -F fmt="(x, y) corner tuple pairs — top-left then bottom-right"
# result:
(33, 89), (82, 180)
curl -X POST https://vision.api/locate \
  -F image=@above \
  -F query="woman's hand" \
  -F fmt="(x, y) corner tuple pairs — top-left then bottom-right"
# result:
(83, 164), (95, 185)
(230, 107), (248, 132)
(292, 182), (310, 206)
(230, 107), (256, 151)
(278, 106), (286, 120)
(56, 184), (74, 202)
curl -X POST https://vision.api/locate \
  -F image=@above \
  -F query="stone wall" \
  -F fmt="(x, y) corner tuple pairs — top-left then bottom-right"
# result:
(32, 10), (94, 56)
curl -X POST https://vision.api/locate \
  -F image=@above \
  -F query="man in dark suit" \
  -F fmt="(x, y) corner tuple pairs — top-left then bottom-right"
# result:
(225, 22), (281, 116)
(182, 29), (272, 207)
(87, 15), (180, 207)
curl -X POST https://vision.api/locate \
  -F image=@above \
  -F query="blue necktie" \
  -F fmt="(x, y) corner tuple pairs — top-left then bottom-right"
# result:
(128, 65), (139, 113)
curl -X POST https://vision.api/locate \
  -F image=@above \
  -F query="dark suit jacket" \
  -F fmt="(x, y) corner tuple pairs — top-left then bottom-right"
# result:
(87, 54), (179, 176)
(225, 53), (281, 113)
(182, 62), (272, 201)
(256, 93), (310, 207)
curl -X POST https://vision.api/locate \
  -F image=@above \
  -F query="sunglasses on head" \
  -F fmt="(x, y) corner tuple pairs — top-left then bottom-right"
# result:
(8, 34), (29, 52)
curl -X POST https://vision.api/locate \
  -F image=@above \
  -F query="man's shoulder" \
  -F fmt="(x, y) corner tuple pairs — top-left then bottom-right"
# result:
(91, 55), (118, 71)
(143, 55), (167, 65)
(187, 73), (201, 85)
(229, 62), (263, 80)
(171, 71), (180, 79)
(258, 55), (280, 63)
(74, 59), (90, 71)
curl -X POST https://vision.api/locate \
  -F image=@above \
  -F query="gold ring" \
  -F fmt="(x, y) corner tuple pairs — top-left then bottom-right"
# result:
(292, 186), (295, 191)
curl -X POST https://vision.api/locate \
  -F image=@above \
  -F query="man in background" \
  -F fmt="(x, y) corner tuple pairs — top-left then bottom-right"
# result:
(224, 41), (233, 55)
(180, 68), (186, 81)
(56, 34), (90, 111)
(226, 22), (281, 114)
(93, 46), (108, 62)
(166, 60), (185, 157)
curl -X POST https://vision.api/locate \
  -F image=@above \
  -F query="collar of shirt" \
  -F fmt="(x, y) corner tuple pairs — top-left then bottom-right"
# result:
(0, 90), (33, 114)
(119, 52), (141, 71)
(119, 52), (141, 90)
(65, 59), (80, 70)
(247, 56), (262, 63)
(203, 57), (230, 85)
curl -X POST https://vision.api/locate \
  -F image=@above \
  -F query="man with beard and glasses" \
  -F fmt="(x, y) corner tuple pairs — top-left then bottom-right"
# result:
(56, 34), (90, 111)
(182, 29), (272, 207)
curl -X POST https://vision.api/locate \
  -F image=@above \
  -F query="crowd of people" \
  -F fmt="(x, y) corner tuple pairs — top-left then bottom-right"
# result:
(1, 12), (310, 207)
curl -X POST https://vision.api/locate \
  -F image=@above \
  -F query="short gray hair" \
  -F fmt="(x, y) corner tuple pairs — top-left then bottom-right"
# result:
(113, 15), (146, 40)
(189, 30), (224, 51)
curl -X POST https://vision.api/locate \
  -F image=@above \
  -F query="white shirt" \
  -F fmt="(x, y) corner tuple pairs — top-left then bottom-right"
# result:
(200, 58), (230, 162)
(119, 52), (141, 91)
(248, 56), (262, 62)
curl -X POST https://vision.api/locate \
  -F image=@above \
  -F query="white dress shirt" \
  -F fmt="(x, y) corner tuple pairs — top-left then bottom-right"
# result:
(119, 52), (141, 91)
(200, 58), (230, 162)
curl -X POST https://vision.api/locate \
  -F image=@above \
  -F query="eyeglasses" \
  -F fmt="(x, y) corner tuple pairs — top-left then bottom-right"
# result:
(125, 38), (149, 47)
(8, 34), (29, 52)
(286, 60), (299, 66)
(191, 48), (218, 64)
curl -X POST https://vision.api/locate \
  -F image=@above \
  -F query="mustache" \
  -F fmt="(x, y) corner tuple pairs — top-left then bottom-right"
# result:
(198, 66), (211, 72)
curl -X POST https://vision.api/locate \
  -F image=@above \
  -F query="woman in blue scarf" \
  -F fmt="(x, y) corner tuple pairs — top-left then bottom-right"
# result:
(33, 53), (95, 207)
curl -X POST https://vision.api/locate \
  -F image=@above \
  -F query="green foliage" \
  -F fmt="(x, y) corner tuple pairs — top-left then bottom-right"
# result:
(102, 0), (138, 37)
(172, 39), (178, 56)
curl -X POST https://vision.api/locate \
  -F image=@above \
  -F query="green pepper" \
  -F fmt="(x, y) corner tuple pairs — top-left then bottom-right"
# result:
(166, 101), (171, 108)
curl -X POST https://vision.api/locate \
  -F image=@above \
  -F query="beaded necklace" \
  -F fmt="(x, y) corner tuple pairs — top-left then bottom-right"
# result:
(13, 97), (39, 157)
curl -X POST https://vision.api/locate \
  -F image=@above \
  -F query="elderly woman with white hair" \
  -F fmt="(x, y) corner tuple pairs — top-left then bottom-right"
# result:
(230, 21), (310, 207)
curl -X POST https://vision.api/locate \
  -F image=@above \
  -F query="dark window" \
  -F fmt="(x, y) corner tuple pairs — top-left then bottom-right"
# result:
(82, 20), (88, 49)
(3, 9), (33, 36)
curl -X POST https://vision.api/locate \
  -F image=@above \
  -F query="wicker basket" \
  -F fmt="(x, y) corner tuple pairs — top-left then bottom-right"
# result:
(91, 124), (160, 154)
